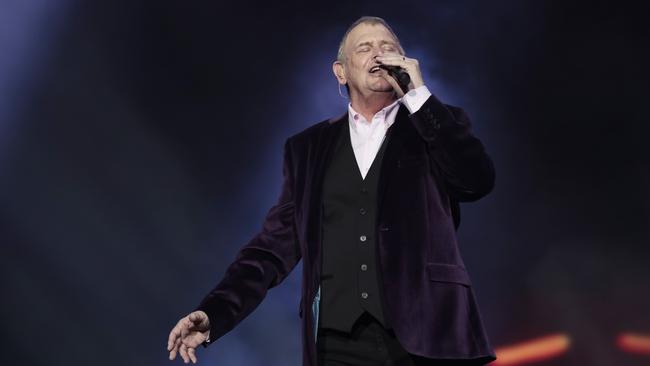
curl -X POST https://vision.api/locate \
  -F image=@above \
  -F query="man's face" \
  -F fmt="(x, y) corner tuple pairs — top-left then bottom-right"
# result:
(337, 23), (403, 98)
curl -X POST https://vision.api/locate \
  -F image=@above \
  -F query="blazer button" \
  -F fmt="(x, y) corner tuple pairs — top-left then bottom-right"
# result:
(361, 292), (368, 299)
(359, 208), (367, 215)
(359, 235), (367, 242)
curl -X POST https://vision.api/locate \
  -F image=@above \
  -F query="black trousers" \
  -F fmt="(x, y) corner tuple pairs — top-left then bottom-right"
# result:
(316, 312), (486, 366)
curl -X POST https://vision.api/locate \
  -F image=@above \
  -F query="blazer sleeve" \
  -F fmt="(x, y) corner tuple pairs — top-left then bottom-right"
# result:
(194, 138), (301, 346)
(408, 94), (495, 202)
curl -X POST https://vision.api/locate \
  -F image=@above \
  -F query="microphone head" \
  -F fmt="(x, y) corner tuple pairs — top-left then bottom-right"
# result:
(396, 71), (411, 87)
(378, 65), (411, 91)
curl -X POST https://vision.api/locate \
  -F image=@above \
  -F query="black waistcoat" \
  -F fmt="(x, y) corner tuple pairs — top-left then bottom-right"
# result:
(319, 121), (391, 332)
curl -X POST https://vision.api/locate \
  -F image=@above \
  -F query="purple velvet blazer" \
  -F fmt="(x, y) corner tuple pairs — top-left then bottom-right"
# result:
(196, 94), (497, 365)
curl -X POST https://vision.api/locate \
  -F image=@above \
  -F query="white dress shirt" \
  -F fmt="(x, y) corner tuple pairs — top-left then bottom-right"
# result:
(348, 85), (432, 179)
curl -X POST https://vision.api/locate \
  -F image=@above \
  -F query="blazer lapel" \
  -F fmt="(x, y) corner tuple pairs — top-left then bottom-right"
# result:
(377, 104), (409, 218)
(306, 113), (346, 260)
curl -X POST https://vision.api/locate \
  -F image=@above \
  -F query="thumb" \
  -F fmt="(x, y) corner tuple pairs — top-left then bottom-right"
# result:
(188, 311), (209, 328)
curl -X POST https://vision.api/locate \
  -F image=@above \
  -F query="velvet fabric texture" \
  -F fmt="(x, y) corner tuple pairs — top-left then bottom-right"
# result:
(195, 94), (497, 366)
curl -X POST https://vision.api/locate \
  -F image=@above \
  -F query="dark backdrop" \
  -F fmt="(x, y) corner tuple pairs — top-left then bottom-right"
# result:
(1, 1), (648, 365)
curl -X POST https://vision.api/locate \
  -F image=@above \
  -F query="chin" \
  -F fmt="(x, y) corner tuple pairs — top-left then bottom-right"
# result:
(371, 86), (394, 94)
(368, 81), (393, 93)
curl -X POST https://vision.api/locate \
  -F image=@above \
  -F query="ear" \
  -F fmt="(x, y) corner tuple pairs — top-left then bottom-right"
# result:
(332, 61), (346, 85)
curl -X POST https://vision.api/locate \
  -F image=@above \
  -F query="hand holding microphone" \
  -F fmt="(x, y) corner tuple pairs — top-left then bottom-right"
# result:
(379, 64), (411, 95)
(375, 53), (425, 97)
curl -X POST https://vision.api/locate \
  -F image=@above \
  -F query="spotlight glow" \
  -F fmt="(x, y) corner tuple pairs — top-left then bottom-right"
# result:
(493, 333), (571, 365)
(617, 332), (650, 355)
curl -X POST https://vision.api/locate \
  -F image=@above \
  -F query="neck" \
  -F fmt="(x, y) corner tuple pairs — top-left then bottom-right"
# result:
(350, 92), (398, 122)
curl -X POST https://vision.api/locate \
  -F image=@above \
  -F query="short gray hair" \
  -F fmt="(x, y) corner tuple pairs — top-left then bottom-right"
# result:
(336, 16), (404, 62)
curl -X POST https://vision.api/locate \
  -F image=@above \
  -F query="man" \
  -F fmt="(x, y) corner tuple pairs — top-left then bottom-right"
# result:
(167, 16), (497, 366)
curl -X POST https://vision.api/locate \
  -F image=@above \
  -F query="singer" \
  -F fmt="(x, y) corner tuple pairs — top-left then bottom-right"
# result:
(167, 16), (497, 366)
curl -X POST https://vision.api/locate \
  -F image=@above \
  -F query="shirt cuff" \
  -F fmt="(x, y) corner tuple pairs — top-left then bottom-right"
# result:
(201, 332), (212, 348)
(401, 85), (432, 114)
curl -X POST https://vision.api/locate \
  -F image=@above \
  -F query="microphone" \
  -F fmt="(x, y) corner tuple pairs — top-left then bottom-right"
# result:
(379, 65), (411, 94)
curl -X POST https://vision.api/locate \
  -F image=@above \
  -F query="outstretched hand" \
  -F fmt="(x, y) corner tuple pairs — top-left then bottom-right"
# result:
(167, 311), (211, 364)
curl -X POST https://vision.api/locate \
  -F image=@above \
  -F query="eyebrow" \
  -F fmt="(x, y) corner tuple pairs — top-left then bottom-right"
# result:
(355, 40), (397, 48)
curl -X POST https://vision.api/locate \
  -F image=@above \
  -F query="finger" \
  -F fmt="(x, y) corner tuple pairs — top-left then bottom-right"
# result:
(188, 312), (198, 323)
(167, 333), (174, 351)
(180, 343), (190, 363)
(168, 325), (182, 351)
(181, 318), (192, 335)
(188, 347), (198, 364)
(377, 54), (412, 61)
(183, 332), (207, 348)
(188, 312), (204, 328)
(189, 311), (202, 323)
(377, 56), (423, 90)
(376, 58), (410, 69)
(169, 337), (182, 360)
(377, 54), (405, 60)
(186, 316), (196, 329)
(376, 55), (407, 62)
(376, 56), (417, 69)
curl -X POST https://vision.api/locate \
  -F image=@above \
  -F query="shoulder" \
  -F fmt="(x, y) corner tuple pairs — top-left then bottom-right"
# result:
(415, 95), (472, 128)
(285, 113), (346, 149)
(418, 94), (465, 118)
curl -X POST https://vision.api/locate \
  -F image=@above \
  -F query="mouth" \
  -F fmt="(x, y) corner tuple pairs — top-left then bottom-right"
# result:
(368, 65), (382, 74)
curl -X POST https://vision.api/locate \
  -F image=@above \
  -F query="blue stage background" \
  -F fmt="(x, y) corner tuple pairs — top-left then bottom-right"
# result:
(1, 1), (648, 365)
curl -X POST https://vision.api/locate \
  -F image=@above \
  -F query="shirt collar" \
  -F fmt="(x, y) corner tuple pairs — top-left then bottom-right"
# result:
(347, 98), (402, 132)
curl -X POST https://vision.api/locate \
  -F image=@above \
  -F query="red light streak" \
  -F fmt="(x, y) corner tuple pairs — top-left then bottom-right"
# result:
(617, 333), (650, 355)
(492, 333), (570, 365)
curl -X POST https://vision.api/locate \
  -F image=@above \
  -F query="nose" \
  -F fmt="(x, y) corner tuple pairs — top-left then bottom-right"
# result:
(372, 51), (383, 63)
